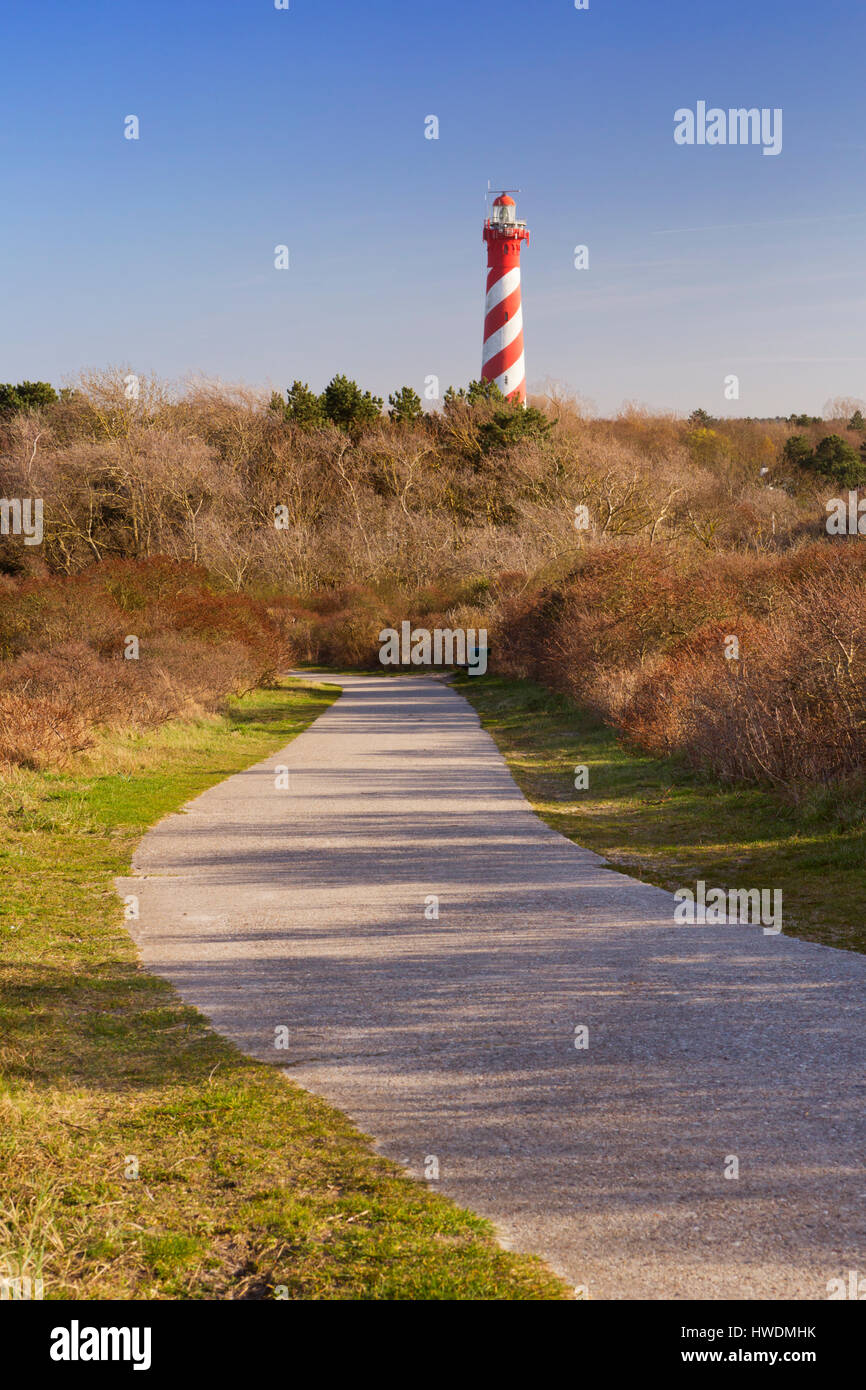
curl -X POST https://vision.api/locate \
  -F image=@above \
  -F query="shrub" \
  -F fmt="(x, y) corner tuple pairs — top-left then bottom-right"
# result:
(0, 381), (58, 416)
(0, 559), (292, 767)
(810, 434), (866, 488)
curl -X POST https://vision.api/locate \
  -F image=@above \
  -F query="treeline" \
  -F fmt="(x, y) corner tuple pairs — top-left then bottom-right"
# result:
(2, 368), (864, 588)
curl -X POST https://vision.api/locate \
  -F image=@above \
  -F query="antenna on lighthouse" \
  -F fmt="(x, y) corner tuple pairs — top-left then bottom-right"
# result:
(485, 183), (522, 217)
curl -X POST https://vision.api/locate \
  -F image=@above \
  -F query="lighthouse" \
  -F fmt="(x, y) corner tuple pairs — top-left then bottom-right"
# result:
(482, 191), (530, 404)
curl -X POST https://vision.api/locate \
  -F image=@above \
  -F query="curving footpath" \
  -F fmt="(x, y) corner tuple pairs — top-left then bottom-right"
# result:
(117, 674), (866, 1299)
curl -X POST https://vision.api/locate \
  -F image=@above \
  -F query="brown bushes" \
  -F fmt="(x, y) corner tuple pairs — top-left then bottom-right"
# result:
(3, 372), (866, 795)
(0, 559), (292, 767)
(0, 370), (836, 594)
(490, 543), (866, 797)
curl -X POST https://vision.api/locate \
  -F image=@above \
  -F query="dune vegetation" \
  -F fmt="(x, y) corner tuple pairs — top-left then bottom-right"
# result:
(2, 370), (865, 804)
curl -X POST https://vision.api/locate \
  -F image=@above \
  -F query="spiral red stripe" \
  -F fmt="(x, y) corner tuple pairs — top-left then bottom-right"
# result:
(483, 284), (523, 339)
(482, 335), (524, 385)
(481, 196), (530, 404)
(482, 272), (525, 400)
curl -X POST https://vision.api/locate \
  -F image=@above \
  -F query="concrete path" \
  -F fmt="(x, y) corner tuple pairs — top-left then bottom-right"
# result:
(117, 674), (866, 1299)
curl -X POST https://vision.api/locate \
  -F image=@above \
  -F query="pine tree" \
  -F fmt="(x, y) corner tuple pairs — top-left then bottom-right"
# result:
(321, 375), (383, 429)
(388, 386), (423, 424)
(0, 381), (58, 415)
(283, 381), (325, 428)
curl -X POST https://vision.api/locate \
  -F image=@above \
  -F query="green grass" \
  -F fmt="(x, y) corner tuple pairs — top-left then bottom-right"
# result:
(0, 679), (567, 1301)
(455, 674), (866, 956)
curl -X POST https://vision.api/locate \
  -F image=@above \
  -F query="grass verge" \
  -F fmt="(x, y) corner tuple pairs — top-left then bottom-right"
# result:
(0, 678), (567, 1300)
(455, 674), (866, 956)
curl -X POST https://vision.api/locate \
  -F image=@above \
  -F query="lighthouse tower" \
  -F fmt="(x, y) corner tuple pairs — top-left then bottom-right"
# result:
(482, 192), (530, 404)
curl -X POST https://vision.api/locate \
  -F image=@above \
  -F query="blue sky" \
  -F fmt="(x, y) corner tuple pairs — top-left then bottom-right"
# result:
(1, 0), (863, 415)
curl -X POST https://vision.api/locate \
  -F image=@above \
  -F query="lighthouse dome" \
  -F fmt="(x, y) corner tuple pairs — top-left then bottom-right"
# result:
(492, 193), (517, 226)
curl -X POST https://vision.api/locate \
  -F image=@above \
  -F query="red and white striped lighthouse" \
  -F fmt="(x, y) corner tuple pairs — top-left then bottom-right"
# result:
(482, 191), (530, 404)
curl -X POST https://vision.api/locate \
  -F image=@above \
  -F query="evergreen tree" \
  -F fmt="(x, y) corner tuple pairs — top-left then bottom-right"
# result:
(321, 375), (383, 429)
(811, 434), (866, 487)
(478, 406), (552, 453)
(283, 380), (325, 428)
(465, 378), (506, 406)
(782, 435), (814, 468)
(0, 380), (58, 415)
(388, 386), (423, 424)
